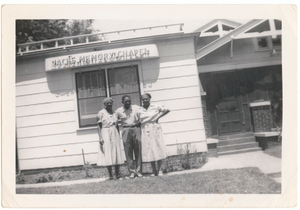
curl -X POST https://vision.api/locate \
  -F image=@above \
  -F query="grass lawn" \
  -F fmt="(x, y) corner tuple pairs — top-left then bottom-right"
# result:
(17, 167), (281, 194)
(264, 145), (282, 159)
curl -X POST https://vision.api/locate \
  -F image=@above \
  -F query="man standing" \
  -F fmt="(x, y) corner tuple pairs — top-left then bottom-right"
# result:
(116, 95), (142, 178)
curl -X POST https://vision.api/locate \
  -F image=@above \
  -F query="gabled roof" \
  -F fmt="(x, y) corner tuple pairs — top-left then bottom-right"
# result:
(194, 19), (242, 38)
(196, 19), (282, 61)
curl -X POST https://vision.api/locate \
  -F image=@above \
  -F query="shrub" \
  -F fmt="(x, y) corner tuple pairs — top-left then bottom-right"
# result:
(35, 173), (49, 183)
(83, 162), (93, 178)
(16, 174), (26, 184)
(162, 143), (207, 172)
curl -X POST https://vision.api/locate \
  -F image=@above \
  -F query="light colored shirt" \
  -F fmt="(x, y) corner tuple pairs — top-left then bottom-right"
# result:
(138, 104), (167, 124)
(96, 109), (118, 128)
(115, 105), (140, 126)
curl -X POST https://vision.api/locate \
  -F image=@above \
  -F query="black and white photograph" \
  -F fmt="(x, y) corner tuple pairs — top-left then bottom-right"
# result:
(2, 4), (297, 208)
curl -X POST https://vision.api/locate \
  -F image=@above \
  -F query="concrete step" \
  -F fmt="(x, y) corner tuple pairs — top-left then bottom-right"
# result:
(218, 132), (254, 140)
(217, 142), (259, 152)
(218, 137), (256, 146)
(218, 147), (262, 156)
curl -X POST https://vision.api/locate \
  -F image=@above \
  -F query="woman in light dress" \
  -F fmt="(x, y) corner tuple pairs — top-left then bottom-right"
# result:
(96, 98), (126, 180)
(138, 93), (170, 176)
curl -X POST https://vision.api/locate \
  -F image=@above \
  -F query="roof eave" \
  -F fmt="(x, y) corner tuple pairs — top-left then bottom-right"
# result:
(195, 19), (266, 61)
(16, 31), (200, 60)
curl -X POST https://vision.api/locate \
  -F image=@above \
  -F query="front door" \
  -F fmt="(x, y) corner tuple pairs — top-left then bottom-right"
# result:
(217, 96), (243, 134)
(200, 71), (252, 136)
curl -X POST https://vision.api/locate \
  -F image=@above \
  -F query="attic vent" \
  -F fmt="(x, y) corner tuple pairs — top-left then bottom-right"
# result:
(245, 20), (270, 33)
(222, 25), (235, 31)
(205, 25), (219, 33)
(274, 20), (282, 30)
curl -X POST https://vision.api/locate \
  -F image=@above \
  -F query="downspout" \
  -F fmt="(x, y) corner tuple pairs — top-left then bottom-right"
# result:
(16, 124), (20, 175)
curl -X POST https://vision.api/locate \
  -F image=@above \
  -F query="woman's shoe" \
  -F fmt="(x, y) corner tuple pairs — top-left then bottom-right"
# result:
(158, 171), (163, 176)
(136, 173), (143, 178)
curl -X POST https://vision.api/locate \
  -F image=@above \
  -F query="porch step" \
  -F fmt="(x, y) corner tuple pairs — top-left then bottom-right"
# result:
(217, 142), (259, 152)
(218, 136), (256, 146)
(218, 147), (262, 156)
(218, 132), (254, 140)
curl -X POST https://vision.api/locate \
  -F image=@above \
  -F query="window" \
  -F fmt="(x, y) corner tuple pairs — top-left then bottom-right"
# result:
(272, 35), (281, 48)
(254, 36), (281, 51)
(75, 65), (141, 127)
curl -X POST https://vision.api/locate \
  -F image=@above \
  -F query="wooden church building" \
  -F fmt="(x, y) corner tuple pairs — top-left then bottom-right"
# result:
(16, 19), (282, 171)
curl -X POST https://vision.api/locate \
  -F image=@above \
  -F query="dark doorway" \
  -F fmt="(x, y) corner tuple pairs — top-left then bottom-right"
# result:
(200, 65), (282, 136)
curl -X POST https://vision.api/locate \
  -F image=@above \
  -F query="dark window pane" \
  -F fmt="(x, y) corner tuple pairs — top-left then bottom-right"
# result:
(258, 38), (268, 48)
(272, 35), (281, 48)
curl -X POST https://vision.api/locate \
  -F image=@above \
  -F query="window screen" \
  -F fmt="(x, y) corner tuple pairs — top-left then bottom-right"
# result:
(76, 65), (141, 127)
(108, 66), (141, 110)
(76, 70), (107, 127)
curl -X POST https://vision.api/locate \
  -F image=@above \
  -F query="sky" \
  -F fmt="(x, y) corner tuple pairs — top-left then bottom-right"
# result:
(92, 19), (251, 34)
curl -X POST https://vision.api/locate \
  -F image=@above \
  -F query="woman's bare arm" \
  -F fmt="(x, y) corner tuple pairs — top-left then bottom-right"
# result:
(156, 109), (170, 123)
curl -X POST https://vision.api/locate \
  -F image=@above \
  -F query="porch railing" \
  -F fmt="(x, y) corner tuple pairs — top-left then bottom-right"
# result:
(17, 23), (184, 55)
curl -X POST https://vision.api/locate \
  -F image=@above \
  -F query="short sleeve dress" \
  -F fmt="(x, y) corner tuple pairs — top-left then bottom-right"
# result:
(138, 104), (168, 162)
(96, 109), (126, 166)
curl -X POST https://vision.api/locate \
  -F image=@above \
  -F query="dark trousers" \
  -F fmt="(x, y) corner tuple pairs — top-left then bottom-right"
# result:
(122, 127), (142, 174)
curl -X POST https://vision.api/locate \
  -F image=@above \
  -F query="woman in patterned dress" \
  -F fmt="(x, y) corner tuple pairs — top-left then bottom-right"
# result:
(138, 93), (170, 176)
(96, 98), (126, 180)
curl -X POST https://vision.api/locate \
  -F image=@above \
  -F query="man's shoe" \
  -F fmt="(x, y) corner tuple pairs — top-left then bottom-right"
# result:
(129, 173), (135, 179)
(158, 171), (164, 176)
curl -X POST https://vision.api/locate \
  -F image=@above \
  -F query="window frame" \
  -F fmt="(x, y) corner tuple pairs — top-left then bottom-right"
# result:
(72, 61), (144, 130)
(253, 35), (282, 52)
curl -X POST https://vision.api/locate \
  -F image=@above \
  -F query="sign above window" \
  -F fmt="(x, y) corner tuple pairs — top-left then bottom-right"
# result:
(45, 44), (159, 72)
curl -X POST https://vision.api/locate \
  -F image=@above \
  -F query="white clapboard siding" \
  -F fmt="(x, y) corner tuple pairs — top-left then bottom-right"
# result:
(142, 64), (197, 81)
(17, 111), (76, 128)
(159, 54), (196, 64)
(16, 59), (45, 76)
(152, 97), (202, 111)
(147, 86), (201, 101)
(164, 130), (206, 145)
(19, 153), (98, 170)
(142, 58), (196, 71)
(166, 141), (208, 156)
(160, 118), (204, 134)
(17, 122), (76, 138)
(18, 129), (99, 149)
(19, 141), (207, 170)
(143, 75), (199, 92)
(159, 108), (203, 123)
(156, 37), (195, 57)
(16, 70), (71, 86)
(16, 78), (73, 96)
(18, 141), (100, 159)
(16, 100), (74, 117)
(16, 91), (75, 107)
